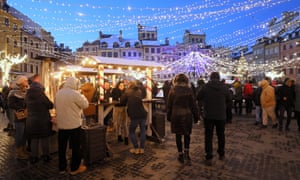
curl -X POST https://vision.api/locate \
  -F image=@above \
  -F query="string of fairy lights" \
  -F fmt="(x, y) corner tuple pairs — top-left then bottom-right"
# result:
(7, 0), (298, 50)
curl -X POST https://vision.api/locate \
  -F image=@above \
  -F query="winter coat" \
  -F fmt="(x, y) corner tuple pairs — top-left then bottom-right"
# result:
(167, 82), (198, 135)
(260, 80), (276, 108)
(120, 84), (147, 120)
(25, 82), (53, 138)
(252, 86), (262, 106)
(80, 83), (96, 117)
(198, 79), (231, 121)
(244, 83), (253, 98)
(277, 84), (294, 108)
(7, 87), (27, 122)
(111, 84), (125, 107)
(294, 84), (300, 112)
(233, 81), (243, 101)
(55, 77), (89, 130)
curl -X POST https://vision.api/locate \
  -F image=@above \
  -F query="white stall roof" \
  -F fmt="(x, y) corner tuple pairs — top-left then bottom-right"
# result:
(89, 56), (164, 68)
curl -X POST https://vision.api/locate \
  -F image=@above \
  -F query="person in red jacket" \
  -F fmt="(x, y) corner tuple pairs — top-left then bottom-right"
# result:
(244, 80), (254, 115)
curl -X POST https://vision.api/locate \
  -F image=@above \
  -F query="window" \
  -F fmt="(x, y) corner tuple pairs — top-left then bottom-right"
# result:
(122, 52), (126, 57)
(283, 44), (286, 50)
(13, 23), (18, 31)
(113, 52), (118, 57)
(289, 68), (294, 74)
(128, 52), (131, 57)
(107, 52), (112, 57)
(113, 42), (119, 48)
(101, 52), (106, 57)
(157, 48), (160, 54)
(85, 48), (89, 52)
(134, 42), (140, 48)
(289, 43), (293, 49)
(30, 64), (34, 73)
(24, 37), (27, 44)
(31, 40), (33, 46)
(125, 42), (130, 48)
(145, 48), (149, 53)
(4, 18), (9, 26)
(101, 42), (108, 48)
(14, 40), (17, 48)
(133, 52), (137, 57)
(139, 52), (142, 57)
(151, 48), (155, 53)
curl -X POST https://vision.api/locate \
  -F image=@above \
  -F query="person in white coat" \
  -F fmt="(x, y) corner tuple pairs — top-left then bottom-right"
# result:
(55, 77), (89, 175)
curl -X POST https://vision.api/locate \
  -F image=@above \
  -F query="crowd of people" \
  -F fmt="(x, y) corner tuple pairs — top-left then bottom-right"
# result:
(1, 71), (300, 175)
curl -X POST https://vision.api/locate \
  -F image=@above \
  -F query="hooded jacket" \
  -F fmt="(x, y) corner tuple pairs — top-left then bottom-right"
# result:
(260, 80), (276, 108)
(198, 79), (231, 120)
(55, 77), (89, 130)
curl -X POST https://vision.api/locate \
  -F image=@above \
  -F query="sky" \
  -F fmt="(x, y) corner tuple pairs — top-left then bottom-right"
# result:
(7, 0), (300, 51)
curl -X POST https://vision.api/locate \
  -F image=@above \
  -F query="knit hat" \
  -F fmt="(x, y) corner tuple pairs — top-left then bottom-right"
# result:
(15, 75), (28, 86)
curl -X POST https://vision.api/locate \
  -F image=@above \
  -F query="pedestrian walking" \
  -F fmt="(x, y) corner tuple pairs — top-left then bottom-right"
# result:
(197, 72), (231, 165)
(233, 80), (243, 115)
(277, 78), (294, 131)
(252, 82), (262, 125)
(167, 74), (199, 165)
(120, 80), (147, 155)
(54, 77), (89, 175)
(260, 79), (278, 129)
(25, 74), (53, 164)
(293, 78), (300, 132)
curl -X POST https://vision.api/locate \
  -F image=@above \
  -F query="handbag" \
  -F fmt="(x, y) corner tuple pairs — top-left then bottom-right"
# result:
(15, 109), (28, 120)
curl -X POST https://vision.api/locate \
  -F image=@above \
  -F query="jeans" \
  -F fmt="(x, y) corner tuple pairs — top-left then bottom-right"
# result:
(58, 127), (81, 171)
(129, 117), (146, 149)
(278, 105), (292, 129)
(14, 121), (27, 147)
(204, 119), (225, 159)
(113, 106), (128, 137)
(255, 105), (262, 123)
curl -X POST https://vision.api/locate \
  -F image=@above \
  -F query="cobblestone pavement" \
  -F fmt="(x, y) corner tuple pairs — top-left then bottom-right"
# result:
(0, 112), (300, 180)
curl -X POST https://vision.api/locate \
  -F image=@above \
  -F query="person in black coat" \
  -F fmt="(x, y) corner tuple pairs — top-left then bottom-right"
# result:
(167, 74), (199, 165)
(277, 78), (294, 131)
(25, 74), (54, 163)
(120, 80), (147, 154)
(197, 72), (231, 165)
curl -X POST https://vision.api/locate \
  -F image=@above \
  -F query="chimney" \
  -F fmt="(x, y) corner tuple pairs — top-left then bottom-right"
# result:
(99, 31), (103, 39)
(119, 30), (123, 42)
(165, 38), (169, 45)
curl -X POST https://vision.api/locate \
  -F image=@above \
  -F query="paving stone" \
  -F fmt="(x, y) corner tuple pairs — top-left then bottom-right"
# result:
(0, 113), (300, 179)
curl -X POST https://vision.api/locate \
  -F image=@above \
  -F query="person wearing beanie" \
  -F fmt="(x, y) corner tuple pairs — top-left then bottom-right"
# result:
(197, 72), (231, 165)
(7, 75), (30, 160)
(167, 74), (199, 165)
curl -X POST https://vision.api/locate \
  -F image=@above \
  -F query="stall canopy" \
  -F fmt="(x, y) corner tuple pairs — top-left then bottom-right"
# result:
(89, 56), (164, 70)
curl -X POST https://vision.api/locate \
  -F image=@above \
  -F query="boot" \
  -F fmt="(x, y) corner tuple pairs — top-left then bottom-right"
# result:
(118, 135), (123, 142)
(177, 152), (184, 164)
(16, 147), (29, 160)
(184, 149), (191, 166)
(124, 137), (129, 145)
(22, 146), (31, 156)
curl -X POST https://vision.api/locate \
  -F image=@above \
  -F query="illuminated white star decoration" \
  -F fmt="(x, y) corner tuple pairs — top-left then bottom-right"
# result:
(0, 51), (27, 86)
